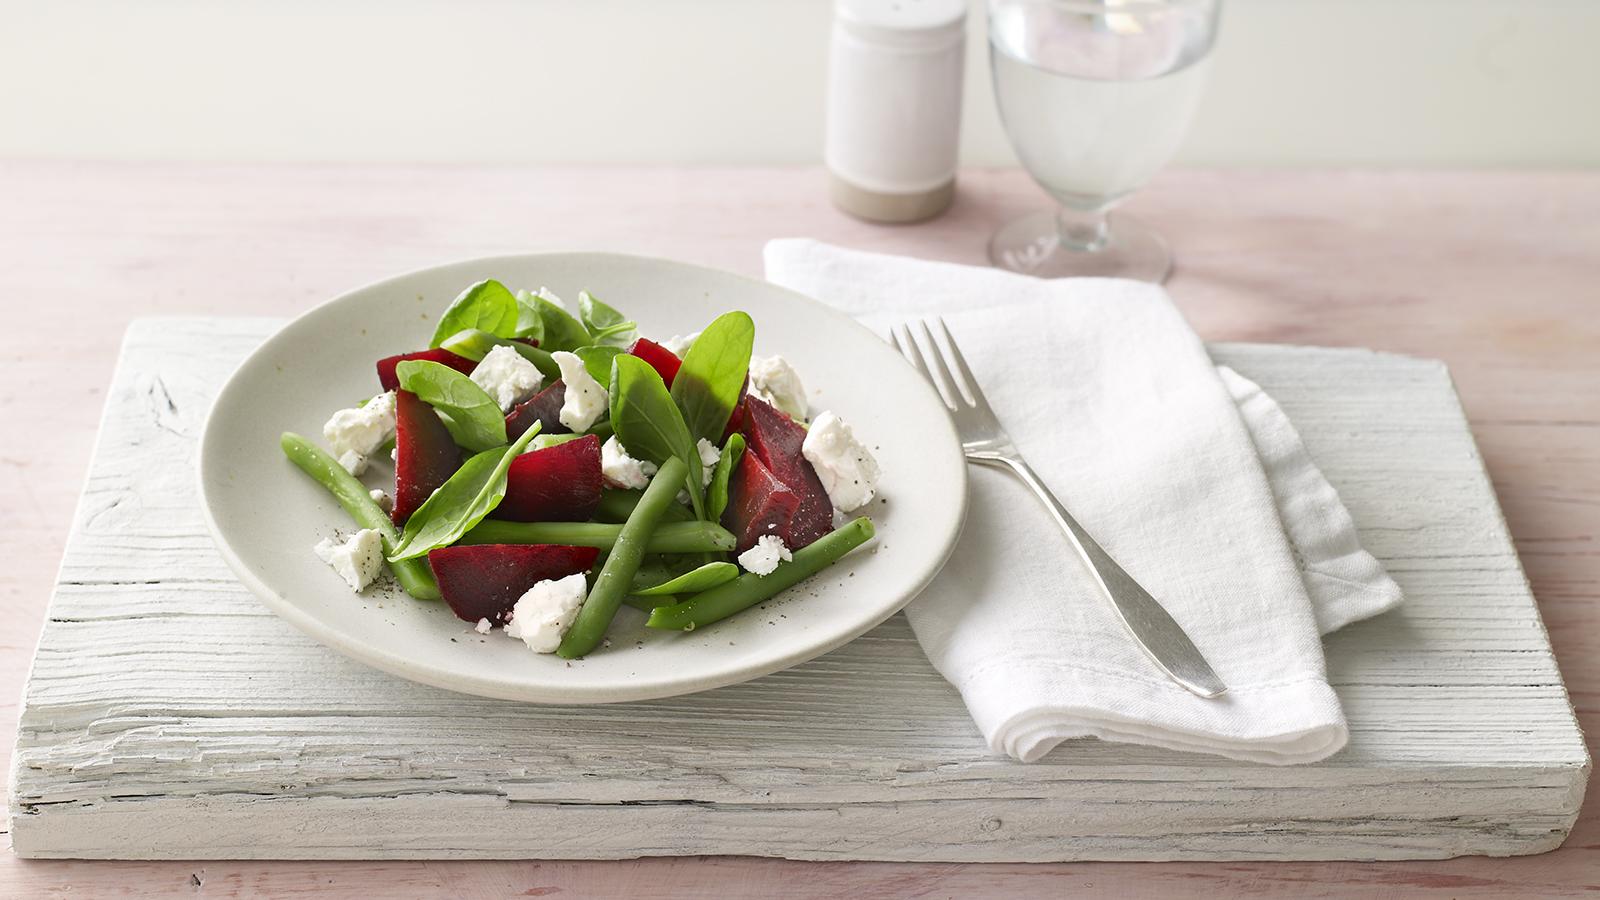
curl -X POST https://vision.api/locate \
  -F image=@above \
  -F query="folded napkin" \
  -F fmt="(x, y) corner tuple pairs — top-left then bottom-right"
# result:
(765, 239), (1402, 765)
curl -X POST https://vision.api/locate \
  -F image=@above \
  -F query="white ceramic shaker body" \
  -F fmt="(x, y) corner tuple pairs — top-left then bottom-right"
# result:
(825, 0), (967, 224)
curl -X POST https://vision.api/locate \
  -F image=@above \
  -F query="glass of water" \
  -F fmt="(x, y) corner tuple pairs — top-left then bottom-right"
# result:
(988, 0), (1221, 282)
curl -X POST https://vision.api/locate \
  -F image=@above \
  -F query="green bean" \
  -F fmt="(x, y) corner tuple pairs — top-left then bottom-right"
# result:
(279, 432), (442, 601)
(595, 488), (694, 524)
(458, 520), (735, 553)
(646, 517), (875, 632)
(557, 456), (687, 658)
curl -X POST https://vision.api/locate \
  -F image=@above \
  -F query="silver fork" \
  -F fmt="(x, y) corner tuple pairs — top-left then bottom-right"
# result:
(891, 318), (1227, 699)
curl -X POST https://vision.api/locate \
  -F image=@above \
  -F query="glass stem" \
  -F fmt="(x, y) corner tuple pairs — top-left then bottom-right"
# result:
(1055, 206), (1111, 253)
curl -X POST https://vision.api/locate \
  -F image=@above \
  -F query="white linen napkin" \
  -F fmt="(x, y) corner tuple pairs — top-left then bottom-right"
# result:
(765, 239), (1402, 765)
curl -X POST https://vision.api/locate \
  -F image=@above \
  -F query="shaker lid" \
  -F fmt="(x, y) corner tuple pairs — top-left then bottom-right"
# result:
(835, 0), (967, 46)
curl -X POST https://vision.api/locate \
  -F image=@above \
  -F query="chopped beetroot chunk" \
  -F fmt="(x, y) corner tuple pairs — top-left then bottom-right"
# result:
(427, 543), (599, 625)
(496, 435), (603, 523)
(377, 348), (477, 393)
(392, 389), (462, 524)
(739, 396), (832, 548)
(506, 380), (571, 441)
(720, 450), (802, 553)
(627, 338), (683, 387)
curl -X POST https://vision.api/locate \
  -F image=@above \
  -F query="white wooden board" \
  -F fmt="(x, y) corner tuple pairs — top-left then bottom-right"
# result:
(6, 319), (1588, 861)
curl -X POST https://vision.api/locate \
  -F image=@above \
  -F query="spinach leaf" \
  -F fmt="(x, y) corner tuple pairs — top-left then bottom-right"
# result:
(439, 329), (560, 380)
(395, 360), (507, 452)
(520, 290), (592, 353)
(530, 433), (586, 451)
(609, 354), (704, 517)
(628, 558), (683, 592)
(574, 345), (623, 385)
(706, 432), (746, 522)
(511, 295), (546, 343)
(430, 280), (520, 348)
(578, 290), (629, 331)
(436, 328), (500, 362)
(389, 423), (542, 561)
(632, 561), (739, 596)
(670, 311), (754, 444)
(578, 290), (637, 348)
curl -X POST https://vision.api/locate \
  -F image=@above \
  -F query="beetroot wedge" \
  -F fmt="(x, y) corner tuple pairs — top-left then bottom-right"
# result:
(506, 380), (570, 441)
(496, 434), (603, 522)
(721, 451), (802, 553)
(627, 338), (682, 387)
(377, 348), (477, 392)
(392, 389), (462, 524)
(427, 544), (600, 625)
(740, 395), (832, 549)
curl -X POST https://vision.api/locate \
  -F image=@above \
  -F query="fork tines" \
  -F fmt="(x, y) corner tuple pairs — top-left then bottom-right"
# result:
(889, 318), (982, 413)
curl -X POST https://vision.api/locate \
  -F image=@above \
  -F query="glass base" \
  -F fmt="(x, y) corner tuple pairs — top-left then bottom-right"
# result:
(988, 210), (1172, 283)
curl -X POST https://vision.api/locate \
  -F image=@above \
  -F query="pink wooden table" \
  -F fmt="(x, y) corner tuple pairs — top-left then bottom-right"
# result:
(1, 161), (1595, 896)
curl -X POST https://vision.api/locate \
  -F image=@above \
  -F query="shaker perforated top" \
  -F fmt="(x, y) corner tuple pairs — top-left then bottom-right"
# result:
(834, 0), (966, 47)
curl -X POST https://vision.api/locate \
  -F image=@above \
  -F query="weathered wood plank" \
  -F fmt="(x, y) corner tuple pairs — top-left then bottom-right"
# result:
(4, 319), (1586, 861)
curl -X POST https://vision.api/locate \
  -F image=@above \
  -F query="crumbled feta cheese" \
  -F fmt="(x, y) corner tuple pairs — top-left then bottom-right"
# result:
(697, 438), (721, 486)
(802, 411), (880, 512)
(662, 332), (700, 357)
(552, 350), (608, 432)
(475, 617), (493, 635)
(503, 573), (589, 653)
(338, 449), (369, 477)
(470, 344), (544, 413)
(738, 535), (792, 577)
(369, 489), (393, 513)
(324, 391), (397, 474)
(312, 529), (385, 592)
(601, 435), (657, 489)
(749, 355), (807, 419)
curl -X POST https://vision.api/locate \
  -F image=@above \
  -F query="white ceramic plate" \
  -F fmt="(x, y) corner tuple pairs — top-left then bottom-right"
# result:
(198, 252), (967, 703)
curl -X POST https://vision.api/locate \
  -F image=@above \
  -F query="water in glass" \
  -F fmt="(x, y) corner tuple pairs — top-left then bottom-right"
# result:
(986, 0), (1221, 281)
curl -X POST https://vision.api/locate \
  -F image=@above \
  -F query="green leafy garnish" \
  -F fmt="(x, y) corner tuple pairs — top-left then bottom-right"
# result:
(632, 562), (739, 596)
(530, 433), (587, 451)
(628, 558), (684, 592)
(671, 311), (754, 444)
(519, 290), (591, 352)
(389, 423), (542, 561)
(574, 345), (623, 385)
(430, 280), (520, 348)
(608, 354), (704, 517)
(511, 294), (546, 343)
(395, 360), (507, 452)
(578, 290), (637, 348)
(706, 432), (745, 522)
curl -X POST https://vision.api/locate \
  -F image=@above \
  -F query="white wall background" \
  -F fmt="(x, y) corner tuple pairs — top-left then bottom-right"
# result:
(4, 0), (1598, 166)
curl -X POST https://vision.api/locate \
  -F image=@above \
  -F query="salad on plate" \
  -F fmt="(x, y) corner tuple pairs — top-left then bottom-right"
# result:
(280, 279), (881, 660)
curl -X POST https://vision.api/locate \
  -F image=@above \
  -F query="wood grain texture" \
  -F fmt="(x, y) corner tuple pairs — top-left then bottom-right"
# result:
(5, 320), (1585, 863)
(1, 162), (1597, 895)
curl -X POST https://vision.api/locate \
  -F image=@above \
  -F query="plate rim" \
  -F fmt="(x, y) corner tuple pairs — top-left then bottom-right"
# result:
(196, 250), (968, 704)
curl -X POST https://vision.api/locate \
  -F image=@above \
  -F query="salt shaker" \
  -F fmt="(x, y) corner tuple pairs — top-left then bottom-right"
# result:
(825, 0), (967, 224)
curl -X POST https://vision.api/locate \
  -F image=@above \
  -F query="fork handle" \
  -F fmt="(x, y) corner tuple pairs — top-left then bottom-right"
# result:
(971, 453), (1228, 699)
